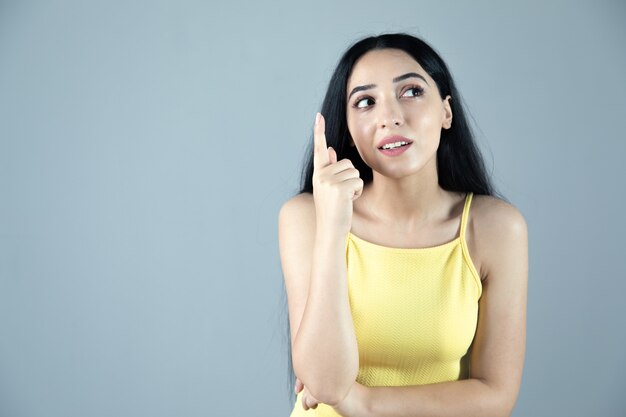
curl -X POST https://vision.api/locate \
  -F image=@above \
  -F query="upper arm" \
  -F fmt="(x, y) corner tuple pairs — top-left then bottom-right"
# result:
(469, 200), (529, 413)
(278, 192), (316, 353)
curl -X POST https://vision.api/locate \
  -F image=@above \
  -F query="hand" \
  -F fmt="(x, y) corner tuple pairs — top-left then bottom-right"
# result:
(312, 112), (364, 236)
(295, 377), (320, 411)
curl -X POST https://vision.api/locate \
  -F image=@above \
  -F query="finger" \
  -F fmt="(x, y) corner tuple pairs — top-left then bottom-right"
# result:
(319, 159), (356, 179)
(295, 378), (304, 393)
(331, 167), (361, 183)
(303, 395), (318, 411)
(313, 113), (330, 170)
(351, 178), (364, 200)
(328, 146), (337, 164)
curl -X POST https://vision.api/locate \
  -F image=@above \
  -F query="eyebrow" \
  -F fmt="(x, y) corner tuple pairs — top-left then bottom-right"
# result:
(347, 72), (429, 100)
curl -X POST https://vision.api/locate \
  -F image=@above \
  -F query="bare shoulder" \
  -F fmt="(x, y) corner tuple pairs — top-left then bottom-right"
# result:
(278, 192), (317, 246)
(469, 194), (528, 282)
(279, 192), (315, 224)
(471, 194), (527, 234)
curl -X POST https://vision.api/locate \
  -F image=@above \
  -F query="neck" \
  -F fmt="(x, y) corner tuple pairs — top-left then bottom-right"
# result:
(360, 164), (451, 229)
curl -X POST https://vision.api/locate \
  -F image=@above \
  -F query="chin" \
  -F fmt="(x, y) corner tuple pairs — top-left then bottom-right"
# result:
(375, 165), (424, 179)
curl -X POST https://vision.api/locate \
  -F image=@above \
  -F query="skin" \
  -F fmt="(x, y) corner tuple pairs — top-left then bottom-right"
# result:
(279, 48), (528, 416)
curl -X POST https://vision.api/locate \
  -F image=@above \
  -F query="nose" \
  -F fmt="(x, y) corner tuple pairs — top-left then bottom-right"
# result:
(377, 99), (404, 128)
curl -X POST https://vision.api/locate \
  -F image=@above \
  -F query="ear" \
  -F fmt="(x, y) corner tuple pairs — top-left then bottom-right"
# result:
(442, 95), (453, 129)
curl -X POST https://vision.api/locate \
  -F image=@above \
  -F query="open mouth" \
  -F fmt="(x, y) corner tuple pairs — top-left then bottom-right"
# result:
(378, 141), (412, 150)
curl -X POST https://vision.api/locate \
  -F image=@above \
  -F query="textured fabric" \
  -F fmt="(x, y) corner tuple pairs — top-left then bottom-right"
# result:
(289, 192), (482, 416)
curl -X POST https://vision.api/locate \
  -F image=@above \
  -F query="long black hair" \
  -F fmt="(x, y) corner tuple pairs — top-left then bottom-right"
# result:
(283, 32), (506, 405)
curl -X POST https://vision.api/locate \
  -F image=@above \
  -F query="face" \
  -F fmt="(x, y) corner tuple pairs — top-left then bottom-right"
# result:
(346, 48), (453, 179)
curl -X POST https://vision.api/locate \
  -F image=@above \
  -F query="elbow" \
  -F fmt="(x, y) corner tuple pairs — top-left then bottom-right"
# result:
(497, 385), (521, 417)
(293, 364), (357, 406)
(477, 378), (520, 417)
(498, 394), (519, 417)
(493, 401), (516, 417)
(292, 350), (358, 406)
(302, 381), (354, 407)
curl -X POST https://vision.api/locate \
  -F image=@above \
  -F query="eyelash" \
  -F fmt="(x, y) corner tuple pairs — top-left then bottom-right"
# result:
(352, 86), (425, 109)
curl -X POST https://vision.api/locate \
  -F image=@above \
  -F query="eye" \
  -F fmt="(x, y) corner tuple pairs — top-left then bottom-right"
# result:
(402, 86), (424, 97)
(353, 96), (374, 109)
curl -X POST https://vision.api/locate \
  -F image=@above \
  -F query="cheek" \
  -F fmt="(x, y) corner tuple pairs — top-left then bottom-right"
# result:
(348, 116), (374, 145)
(414, 103), (445, 128)
(418, 114), (439, 130)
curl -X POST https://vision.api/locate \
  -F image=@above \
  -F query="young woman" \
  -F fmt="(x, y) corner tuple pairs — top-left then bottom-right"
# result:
(278, 33), (528, 417)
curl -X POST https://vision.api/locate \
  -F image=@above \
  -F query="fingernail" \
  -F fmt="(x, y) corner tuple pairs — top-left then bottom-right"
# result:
(315, 112), (320, 125)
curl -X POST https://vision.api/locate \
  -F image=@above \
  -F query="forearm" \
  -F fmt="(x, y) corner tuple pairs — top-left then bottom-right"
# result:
(293, 227), (359, 404)
(358, 379), (514, 417)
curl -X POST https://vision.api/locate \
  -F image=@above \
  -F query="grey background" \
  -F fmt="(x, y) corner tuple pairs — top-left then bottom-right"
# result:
(1, 0), (625, 416)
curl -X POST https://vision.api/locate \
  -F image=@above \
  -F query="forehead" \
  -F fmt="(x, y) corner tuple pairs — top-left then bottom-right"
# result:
(347, 48), (430, 88)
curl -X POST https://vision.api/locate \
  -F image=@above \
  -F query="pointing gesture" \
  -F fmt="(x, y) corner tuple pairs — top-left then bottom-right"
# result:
(313, 112), (336, 169)
(311, 112), (364, 236)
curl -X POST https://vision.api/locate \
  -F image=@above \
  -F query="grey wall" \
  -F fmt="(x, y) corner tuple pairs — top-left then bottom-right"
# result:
(1, 0), (625, 416)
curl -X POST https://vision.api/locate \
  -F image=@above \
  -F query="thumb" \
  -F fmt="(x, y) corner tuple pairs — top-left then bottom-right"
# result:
(327, 146), (337, 164)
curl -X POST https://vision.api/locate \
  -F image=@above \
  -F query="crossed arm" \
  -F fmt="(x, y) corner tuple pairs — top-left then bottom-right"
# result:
(280, 195), (528, 417)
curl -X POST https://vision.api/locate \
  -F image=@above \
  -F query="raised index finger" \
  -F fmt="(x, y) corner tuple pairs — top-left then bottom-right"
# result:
(313, 112), (330, 170)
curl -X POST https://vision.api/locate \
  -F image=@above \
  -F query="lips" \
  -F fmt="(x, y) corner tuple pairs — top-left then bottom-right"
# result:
(377, 135), (413, 149)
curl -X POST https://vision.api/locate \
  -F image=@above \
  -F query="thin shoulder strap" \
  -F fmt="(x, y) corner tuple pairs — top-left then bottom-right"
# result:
(460, 192), (473, 242)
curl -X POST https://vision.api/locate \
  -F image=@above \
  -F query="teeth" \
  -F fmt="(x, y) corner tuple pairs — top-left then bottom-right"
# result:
(381, 141), (409, 150)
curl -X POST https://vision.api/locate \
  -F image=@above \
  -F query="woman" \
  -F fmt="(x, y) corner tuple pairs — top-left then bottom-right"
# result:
(278, 33), (528, 417)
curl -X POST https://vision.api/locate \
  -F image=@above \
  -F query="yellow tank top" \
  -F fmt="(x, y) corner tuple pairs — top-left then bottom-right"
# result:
(289, 192), (482, 417)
